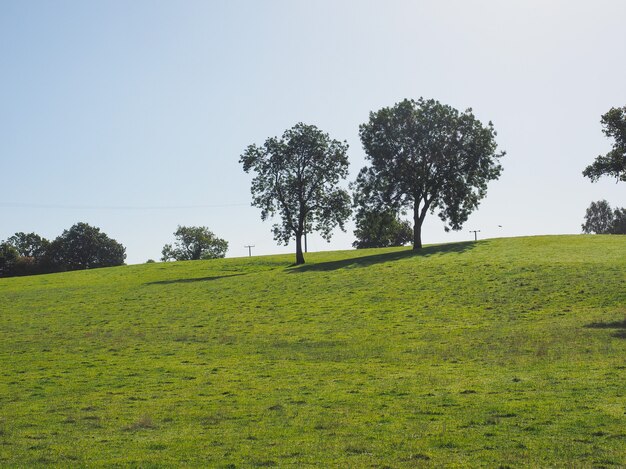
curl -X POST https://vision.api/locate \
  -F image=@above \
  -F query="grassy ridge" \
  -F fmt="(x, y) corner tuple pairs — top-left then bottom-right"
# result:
(0, 235), (625, 467)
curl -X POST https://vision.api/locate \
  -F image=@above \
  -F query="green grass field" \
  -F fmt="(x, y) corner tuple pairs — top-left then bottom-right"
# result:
(1, 235), (625, 467)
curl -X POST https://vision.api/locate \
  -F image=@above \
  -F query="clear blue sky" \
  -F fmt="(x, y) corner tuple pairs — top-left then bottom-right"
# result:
(1, 0), (624, 264)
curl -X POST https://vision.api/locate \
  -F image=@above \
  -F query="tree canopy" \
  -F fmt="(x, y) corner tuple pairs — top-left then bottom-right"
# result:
(612, 207), (626, 234)
(583, 106), (626, 183)
(48, 222), (126, 270)
(582, 200), (626, 234)
(0, 243), (19, 277)
(6, 232), (50, 259)
(161, 226), (228, 261)
(0, 224), (125, 277)
(352, 207), (412, 249)
(240, 123), (351, 264)
(356, 98), (505, 249)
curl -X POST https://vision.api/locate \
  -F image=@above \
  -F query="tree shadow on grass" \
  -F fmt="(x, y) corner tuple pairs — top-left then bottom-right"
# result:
(585, 319), (626, 339)
(288, 241), (476, 273)
(145, 273), (246, 286)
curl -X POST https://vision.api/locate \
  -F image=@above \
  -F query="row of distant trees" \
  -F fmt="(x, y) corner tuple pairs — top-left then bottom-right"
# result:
(0, 223), (126, 277)
(0, 223), (230, 278)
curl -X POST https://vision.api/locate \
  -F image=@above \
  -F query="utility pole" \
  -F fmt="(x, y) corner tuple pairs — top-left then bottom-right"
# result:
(244, 245), (255, 257)
(469, 230), (481, 241)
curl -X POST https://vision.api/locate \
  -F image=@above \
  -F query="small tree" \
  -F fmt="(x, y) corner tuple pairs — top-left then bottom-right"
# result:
(240, 123), (351, 264)
(161, 226), (228, 261)
(612, 207), (626, 234)
(582, 200), (626, 234)
(4, 232), (51, 275)
(357, 98), (504, 249)
(583, 106), (626, 183)
(6, 232), (50, 259)
(48, 222), (126, 270)
(582, 200), (614, 234)
(0, 243), (19, 277)
(352, 208), (412, 249)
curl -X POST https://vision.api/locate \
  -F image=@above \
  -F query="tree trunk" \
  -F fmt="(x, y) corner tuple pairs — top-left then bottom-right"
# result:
(295, 232), (305, 265)
(413, 207), (423, 250)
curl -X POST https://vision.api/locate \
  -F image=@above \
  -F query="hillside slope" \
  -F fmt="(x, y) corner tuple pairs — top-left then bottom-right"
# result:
(1, 235), (625, 467)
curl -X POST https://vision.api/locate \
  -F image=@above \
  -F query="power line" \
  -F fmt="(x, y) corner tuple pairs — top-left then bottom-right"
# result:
(0, 202), (250, 211)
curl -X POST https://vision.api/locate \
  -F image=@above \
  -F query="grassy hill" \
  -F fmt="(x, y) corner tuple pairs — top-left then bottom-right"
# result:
(0, 235), (625, 467)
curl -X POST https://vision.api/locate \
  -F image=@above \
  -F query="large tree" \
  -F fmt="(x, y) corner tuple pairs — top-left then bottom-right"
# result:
(161, 226), (228, 261)
(356, 98), (505, 249)
(583, 106), (626, 183)
(240, 123), (351, 264)
(48, 222), (126, 270)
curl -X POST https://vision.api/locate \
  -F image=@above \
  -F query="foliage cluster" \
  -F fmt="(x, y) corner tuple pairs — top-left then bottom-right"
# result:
(583, 106), (626, 182)
(582, 200), (626, 234)
(0, 222), (125, 278)
(161, 226), (228, 261)
(352, 208), (412, 249)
